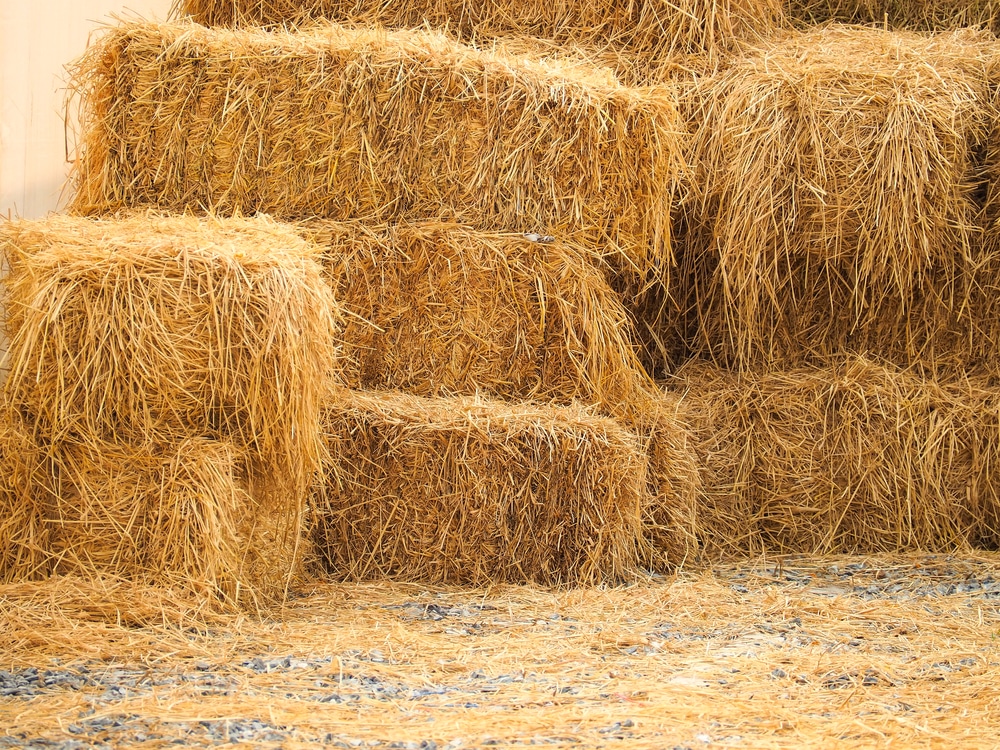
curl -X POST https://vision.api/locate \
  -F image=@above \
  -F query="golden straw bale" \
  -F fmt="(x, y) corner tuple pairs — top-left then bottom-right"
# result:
(676, 356), (994, 558)
(313, 390), (652, 585)
(788, 0), (1000, 30)
(68, 22), (685, 286)
(306, 221), (655, 419)
(33, 437), (304, 610)
(173, 0), (786, 74)
(1, 213), (339, 493)
(675, 27), (998, 374)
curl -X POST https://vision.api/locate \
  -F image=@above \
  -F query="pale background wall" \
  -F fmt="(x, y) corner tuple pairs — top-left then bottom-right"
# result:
(1, 1), (173, 219)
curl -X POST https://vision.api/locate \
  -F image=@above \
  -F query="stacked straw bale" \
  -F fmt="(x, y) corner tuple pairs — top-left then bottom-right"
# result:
(676, 356), (1000, 558)
(308, 221), (654, 419)
(69, 22), (686, 287)
(173, 0), (786, 75)
(673, 26), (999, 374)
(788, 0), (1000, 30)
(0, 213), (340, 607)
(312, 390), (654, 584)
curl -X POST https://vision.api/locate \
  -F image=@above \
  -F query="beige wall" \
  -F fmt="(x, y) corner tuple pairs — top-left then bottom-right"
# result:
(0, 1), (173, 219)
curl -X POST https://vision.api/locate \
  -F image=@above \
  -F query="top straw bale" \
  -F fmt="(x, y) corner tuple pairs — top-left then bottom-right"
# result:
(69, 22), (686, 287)
(788, 0), (1000, 31)
(173, 0), (785, 69)
(675, 26), (999, 374)
(1, 213), (339, 491)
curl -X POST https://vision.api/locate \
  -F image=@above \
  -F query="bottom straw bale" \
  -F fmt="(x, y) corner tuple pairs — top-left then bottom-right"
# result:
(313, 390), (651, 585)
(2, 436), (306, 610)
(675, 356), (999, 557)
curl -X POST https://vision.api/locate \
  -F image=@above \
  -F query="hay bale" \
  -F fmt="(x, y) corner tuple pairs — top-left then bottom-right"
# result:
(674, 27), (998, 374)
(306, 221), (655, 419)
(313, 390), (652, 584)
(173, 0), (786, 73)
(788, 0), (1000, 30)
(676, 356), (996, 558)
(1, 213), (339, 493)
(68, 22), (685, 286)
(29, 437), (302, 609)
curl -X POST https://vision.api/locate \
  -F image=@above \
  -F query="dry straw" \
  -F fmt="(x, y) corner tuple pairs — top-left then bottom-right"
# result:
(675, 355), (1000, 558)
(673, 26), (999, 374)
(1, 213), (340, 494)
(173, 0), (786, 75)
(312, 390), (653, 585)
(306, 221), (655, 419)
(69, 21), (686, 286)
(788, 0), (1000, 30)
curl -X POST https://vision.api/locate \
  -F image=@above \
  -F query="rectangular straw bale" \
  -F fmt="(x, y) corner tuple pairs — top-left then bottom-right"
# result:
(312, 390), (650, 585)
(675, 27), (999, 374)
(173, 0), (786, 73)
(677, 356), (994, 558)
(32, 437), (304, 610)
(68, 22), (685, 286)
(1, 213), (340, 492)
(787, 0), (1000, 30)
(307, 221), (655, 420)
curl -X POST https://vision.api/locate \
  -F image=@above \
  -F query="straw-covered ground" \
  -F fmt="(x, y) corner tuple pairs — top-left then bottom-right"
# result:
(2, 554), (999, 749)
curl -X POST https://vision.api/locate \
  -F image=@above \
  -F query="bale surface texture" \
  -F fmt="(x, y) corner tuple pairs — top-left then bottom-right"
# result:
(313, 390), (651, 585)
(308, 221), (654, 419)
(1, 213), (339, 493)
(70, 22), (684, 286)
(675, 27), (998, 374)
(788, 0), (1000, 30)
(174, 0), (785, 72)
(677, 356), (1000, 558)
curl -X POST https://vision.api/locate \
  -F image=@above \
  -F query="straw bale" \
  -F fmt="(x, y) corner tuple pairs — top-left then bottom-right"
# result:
(23, 436), (303, 609)
(68, 22), (685, 286)
(788, 0), (1000, 30)
(312, 390), (651, 585)
(676, 27), (999, 374)
(676, 356), (998, 558)
(0, 213), (339, 492)
(306, 220), (654, 419)
(173, 0), (786, 73)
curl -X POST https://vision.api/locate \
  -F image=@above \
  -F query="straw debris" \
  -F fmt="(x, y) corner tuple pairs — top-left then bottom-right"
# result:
(69, 21), (685, 286)
(312, 390), (651, 585)
(676, 356), (1000, 558)
(675, 26), (998, 374)
(788, 0), (1000, 30)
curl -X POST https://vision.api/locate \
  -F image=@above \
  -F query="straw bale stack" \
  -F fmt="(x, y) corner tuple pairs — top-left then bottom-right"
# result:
(312, 390), (654, 584)
(677, 356), (999, 557)
(173, 0), (786, 74)
(69, 22), (686, 287)
(1, 213), (339, 493)
(676, 27), (998, 374)
(307, 221), (655, 419)
(788, 0), (1000, 30)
